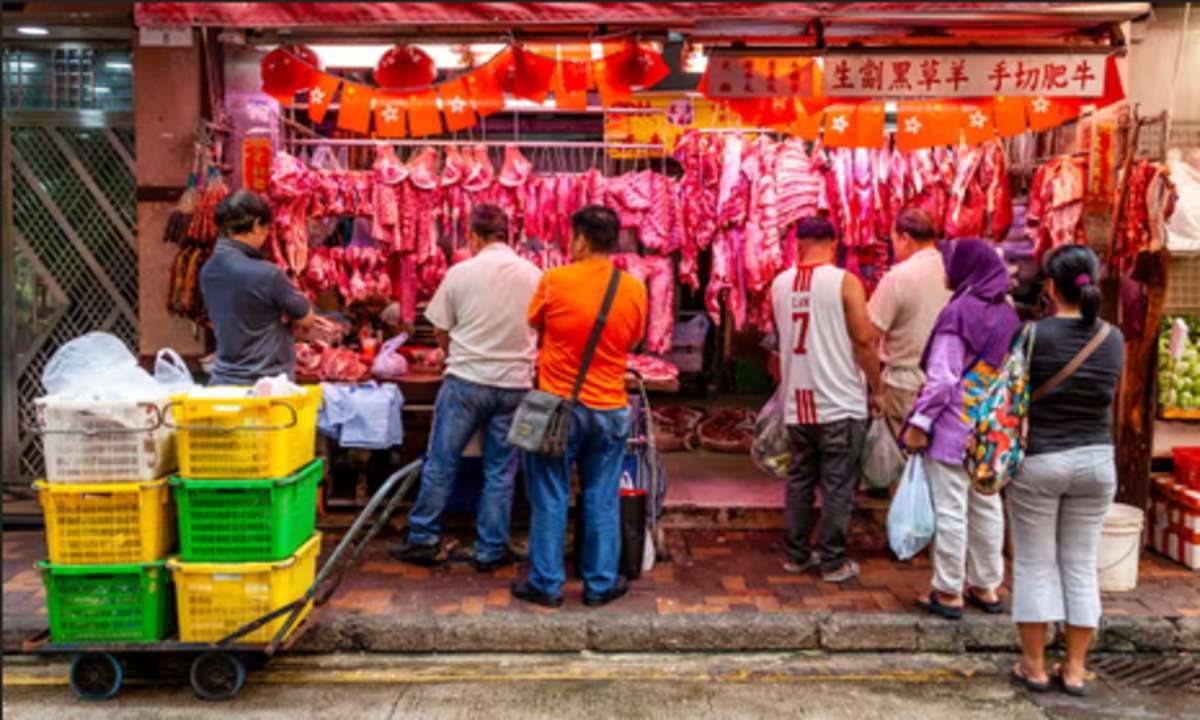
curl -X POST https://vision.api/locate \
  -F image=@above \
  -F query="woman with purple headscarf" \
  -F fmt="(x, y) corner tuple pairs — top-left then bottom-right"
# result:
(903, 239), (1020, 621)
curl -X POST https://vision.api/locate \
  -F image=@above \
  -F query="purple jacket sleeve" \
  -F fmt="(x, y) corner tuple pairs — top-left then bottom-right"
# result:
(909, 332), (965, 433)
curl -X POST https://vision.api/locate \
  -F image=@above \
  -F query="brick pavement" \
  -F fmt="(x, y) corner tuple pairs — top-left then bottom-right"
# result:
(6, 517), (1199, 643)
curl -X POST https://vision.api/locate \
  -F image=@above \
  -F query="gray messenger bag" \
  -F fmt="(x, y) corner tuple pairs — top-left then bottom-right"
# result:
(507, 267), (621, 457)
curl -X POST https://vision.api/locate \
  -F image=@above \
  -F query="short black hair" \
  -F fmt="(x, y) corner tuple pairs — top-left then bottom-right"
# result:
(571, 205), (620, 253)
(469, 203), (508, 242)
(1044, 245), (1102, 325)
(793, 216), (836, 243)
(215, 189), (272, 236)
(894, 207), (937, 241)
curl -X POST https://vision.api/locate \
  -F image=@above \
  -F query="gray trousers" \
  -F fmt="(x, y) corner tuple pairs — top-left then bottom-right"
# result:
(1008, 445), (1117, 628)
(785, 419), (868, 573)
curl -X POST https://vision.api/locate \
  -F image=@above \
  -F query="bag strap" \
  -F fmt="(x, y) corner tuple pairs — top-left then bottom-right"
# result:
(570, 267), (622, 402)
(1031, 322), (1111, 403)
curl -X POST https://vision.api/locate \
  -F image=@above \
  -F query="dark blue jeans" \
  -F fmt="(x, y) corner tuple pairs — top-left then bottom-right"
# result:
(407, 374), (525, 563)
(523, 403), (631, 597)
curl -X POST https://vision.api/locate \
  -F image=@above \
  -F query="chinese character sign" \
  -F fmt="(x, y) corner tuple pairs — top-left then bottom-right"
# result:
(706, 56), (815, 98)
(241, 137), (273, 193)
(823, 53), (1107, 98)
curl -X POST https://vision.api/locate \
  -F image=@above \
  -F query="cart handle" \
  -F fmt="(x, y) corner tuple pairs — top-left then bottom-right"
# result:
(161, 399), (299, 433)
(29, 403), (165, 437)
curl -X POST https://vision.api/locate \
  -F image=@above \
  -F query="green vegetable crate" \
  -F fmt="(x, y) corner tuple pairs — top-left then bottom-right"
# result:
(39, 560), (173, 643)
(170, 459), (322, 562)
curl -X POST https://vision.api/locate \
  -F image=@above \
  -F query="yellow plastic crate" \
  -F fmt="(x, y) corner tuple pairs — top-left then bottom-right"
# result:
(35, 479), (176, 565)
(171, 386), (321, 479)
(167, 532), (320, 644)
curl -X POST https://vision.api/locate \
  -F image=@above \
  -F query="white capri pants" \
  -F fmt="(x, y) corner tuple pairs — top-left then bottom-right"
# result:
(924, 457), (1006, 596)
(1008, 445), (1117, 628)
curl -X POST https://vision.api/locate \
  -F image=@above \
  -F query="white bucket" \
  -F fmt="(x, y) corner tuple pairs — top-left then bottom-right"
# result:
(1097, 503), (1145, 593)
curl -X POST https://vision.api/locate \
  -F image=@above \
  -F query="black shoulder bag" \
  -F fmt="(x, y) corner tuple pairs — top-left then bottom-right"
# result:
(507, 268), (622, 457)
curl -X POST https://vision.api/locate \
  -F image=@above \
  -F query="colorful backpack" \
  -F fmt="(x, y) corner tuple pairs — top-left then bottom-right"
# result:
(962, 324), (1035, 495)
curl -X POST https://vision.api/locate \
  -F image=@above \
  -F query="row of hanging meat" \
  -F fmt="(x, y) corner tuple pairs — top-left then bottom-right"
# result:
(265, 133), (1017, 352)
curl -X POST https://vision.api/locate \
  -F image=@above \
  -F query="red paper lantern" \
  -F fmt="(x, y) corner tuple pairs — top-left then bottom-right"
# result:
(261, 46), (317, 100)
(375, 44), (437, 91)
(286, 44), (321, 72)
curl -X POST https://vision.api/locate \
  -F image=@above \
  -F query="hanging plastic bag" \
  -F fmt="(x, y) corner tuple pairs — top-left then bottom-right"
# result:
(154, 348), (195, 395)
(371, 333), (410, 379)
(42, 332), (163, 402)
(860, 418), (906, 491)
(751, 385), (791, 478)
(887, 456), (936, 561)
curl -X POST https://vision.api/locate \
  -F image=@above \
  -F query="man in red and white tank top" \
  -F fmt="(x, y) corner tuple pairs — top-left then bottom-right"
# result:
(770, 217), (881, 583)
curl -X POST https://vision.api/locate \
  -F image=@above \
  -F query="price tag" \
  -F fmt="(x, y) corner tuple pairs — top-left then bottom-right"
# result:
(140, 26), (193, 48)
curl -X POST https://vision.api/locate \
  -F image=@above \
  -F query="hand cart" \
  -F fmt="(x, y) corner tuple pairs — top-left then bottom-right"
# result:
(23, 458), (425, 702)
(625, 370), (668, 562)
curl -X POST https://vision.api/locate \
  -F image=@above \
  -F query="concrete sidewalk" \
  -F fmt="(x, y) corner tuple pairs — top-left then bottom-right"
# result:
(6, 526), (1199, 654)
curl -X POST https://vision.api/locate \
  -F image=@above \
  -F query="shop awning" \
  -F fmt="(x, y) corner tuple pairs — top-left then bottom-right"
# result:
(134, 2), (1151, 33)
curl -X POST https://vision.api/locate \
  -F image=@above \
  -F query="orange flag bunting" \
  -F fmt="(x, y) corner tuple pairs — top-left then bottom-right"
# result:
(374, 95), (408, 138)
(554, 43), (592, 111)
(407, 89), (444, 138)
(958, 101), (996, 146)
(1026, 95), (1083, 132)
(464, 55), (507, 116)
(992, 96), (1027, 138)
(789, 102), (822, 141)
(895, 101), (957, 151)
(307, 72), (341, 124)
(337, 83), (375, 135)
(855, 103), (885, 148)
(437, 79), (476, 132)
(594, 57), (633, 107)
(822, 105), (858, 148)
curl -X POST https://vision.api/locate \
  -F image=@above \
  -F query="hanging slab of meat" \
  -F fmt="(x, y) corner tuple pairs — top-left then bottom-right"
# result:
(981, 140), (1013, 242)
(775, 138), (829, 232)
(638, 173), (678, 253)
(370, 147), (405, 252)
(1027, 156), (1086, 262)
(387, 253), (419, 324)
(673, 132), (719, 290)
(708, 136), (750, 328)
(626, 354), (679, 383)
(651, 405), (706, 452)
(945, 145), (987, 239)
(613, 254), (675, 355)
(908, 149), (949, 235)
(697, 408), (756, 454)
(849, 148), (877, 248)
(743, 140), (782, 334)
(498, 145), (532, 188)
(462, 145), (495, 193)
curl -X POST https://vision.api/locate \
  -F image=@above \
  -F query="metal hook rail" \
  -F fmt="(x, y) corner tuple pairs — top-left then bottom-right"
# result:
(284, 137), (665, 151)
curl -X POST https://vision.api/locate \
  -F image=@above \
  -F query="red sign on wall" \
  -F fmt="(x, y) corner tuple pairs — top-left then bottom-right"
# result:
(241, 137), (272, 193)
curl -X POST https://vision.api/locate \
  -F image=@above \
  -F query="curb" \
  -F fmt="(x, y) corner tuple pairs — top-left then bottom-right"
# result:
(9, 612), (1198, 655)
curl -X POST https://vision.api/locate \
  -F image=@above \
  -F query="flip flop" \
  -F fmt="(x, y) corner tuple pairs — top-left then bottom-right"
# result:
(965, 591), (1005, 615)
(915, 591), (964, 620)
(1053, 663), (1095, 697)
(1010, 663), (1053, 693)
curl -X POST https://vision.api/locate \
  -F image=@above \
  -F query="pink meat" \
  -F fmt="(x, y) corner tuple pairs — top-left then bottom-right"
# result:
(498, 145), (532, 187)
(462, 145), (495, 192)
(614, 254), (674, 355)
(981, 140), (1013, 242)
(945, 145), (987, 239)
(744, 141), (782, 334)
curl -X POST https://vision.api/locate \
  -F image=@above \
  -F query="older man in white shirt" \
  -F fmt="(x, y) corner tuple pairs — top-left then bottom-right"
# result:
(867, 208), (952, 442)
(391, 204), (542, 570)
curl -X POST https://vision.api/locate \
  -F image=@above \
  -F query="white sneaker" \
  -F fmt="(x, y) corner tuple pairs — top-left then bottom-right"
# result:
(821, 560), (860, 584)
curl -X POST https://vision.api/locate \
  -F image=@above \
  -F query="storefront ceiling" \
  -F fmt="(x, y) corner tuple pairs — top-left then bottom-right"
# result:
(133, 2), (1152, 43)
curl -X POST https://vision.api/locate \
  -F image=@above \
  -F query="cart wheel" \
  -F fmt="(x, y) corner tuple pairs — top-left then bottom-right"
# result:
(69, 652), (123, 701)
(190, 652), (246, 702)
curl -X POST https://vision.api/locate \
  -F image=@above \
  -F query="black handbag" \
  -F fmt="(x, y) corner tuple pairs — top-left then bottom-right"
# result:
(507, 267), (622, 457)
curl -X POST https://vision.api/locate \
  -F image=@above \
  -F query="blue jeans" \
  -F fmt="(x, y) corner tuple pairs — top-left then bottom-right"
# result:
(407, 374), (525, 562)
(523, 404), (631, 597)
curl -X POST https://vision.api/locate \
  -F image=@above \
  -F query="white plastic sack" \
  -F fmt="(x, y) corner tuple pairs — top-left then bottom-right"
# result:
(887, 455), (936, 561)
(860, 418), (906, 491)
(751, 386), (791, 479)
(371, 333), (410, 379)
(42, 332), (163, 402)
(154, 348), (195, 395)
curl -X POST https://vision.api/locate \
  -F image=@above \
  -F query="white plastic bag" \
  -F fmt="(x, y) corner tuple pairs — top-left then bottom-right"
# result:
(42, 332), (163, 402)
(154, 348), (195, 395)
(371, 333), (410, 379)
(860, 418), (906, 491)
(887, 455), (936, 561)
(751, 385), (791, 479)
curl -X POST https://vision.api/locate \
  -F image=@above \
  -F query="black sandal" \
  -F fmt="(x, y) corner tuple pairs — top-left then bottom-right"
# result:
(1010, 663), (1053, 693)
(965, 590), (1005, 615)
(915, 591), (963, 620)
(1054, 664), (1094, 697)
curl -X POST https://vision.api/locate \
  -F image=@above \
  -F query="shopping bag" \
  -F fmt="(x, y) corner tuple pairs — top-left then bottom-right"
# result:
(751, 385), (791, 478)
(887, 455), (936, 561)
(860, 418), (905, 491)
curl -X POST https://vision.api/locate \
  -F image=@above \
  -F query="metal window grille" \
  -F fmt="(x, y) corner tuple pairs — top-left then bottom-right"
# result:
(3, 47), (133, 111)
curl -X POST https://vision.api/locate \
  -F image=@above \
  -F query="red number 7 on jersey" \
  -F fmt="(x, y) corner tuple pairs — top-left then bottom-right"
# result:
(792, 312), (810, 354)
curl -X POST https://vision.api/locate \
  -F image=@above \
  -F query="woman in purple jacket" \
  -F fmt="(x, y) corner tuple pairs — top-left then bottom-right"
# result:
(903, 239), (1020, 620)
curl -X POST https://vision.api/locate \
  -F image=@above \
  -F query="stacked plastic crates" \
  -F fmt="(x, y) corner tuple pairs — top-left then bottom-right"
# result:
(166, 386), (323, 644)
(34, 397), (179, 644)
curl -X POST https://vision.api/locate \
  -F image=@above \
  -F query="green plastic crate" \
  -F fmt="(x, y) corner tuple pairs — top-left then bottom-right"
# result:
(171, 459), (322, 562)
(39, 560), (172, 643)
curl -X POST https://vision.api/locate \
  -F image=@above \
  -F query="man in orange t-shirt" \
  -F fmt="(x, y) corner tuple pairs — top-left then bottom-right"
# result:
(512, 206), (648, 609)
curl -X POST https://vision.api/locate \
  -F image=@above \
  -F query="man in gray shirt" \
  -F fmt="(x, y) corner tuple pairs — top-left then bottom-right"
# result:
(200, 190), (332, 385)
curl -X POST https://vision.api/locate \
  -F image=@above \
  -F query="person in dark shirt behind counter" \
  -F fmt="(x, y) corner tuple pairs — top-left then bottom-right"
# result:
(200, 190), (337, 385)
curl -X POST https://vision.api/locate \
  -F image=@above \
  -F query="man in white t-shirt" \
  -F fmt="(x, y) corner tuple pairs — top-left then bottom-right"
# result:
(391, 204), (543, 571)
(771, 217), (881, 583)
(867, 208), (952, 441)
